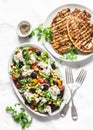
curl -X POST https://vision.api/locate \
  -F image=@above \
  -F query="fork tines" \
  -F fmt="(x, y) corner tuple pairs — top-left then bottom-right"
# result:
(75, 69), (87, 85)
(65, 67), (74, 83)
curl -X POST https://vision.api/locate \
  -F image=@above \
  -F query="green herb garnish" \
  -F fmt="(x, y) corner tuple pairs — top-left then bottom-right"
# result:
(29, 24), (53, 42)
(60, 46), (78, 62)
(6, 103), (32, 130)
(23, 49), (30, 60)
(42, 52), (48, 57)
(21, 85), (28, 90)
(19, 78), (31, 85)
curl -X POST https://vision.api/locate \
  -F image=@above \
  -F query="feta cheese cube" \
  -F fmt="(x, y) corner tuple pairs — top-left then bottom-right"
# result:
(21, 66), (33, 77)
(14, 50), (24, 63)
(30, 54), (36, 63)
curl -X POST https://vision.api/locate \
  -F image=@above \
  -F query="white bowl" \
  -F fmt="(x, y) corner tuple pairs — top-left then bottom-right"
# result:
(8, 43), (68, 117)
(17, 20), (32, 37)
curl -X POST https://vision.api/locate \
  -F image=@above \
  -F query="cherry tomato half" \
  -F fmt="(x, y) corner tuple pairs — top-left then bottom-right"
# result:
(12, 75), (18, 81)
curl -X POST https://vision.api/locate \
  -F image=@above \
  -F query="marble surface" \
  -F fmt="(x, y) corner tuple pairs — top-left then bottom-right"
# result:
(0, 0), (93, 130)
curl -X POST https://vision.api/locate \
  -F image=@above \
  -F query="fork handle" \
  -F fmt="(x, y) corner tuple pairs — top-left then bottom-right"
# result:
(60, 102), (70, 117)
(60, 88), (79, 118)
(71, 104), (78, 121)
(71, 90), (78, 121)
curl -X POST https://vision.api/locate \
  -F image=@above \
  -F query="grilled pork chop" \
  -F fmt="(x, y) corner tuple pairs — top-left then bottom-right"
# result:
(71, 8), (91, 21)
(67, 9), (93, 53)
(50, 8), (73, 54)
(50, 8), (93, 54)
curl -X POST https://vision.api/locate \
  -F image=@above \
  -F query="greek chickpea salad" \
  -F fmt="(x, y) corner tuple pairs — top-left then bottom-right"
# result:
(9, 44), (66, 116)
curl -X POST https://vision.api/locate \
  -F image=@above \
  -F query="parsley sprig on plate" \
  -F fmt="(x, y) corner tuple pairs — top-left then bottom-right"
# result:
(60, 46), (78, 63)
(6, 103), (32, 130)
(29, 24), (53, 42)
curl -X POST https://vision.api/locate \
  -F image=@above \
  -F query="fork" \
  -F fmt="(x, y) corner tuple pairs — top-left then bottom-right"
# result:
(60, 67), (78, 120)
(65, 67), (78, 121)
(60, 68), (87, 119)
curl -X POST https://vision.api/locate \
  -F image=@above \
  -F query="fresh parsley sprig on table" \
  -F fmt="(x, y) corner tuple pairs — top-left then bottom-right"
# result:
(29, 24), (53, 42)
(6, 103), (32, 130)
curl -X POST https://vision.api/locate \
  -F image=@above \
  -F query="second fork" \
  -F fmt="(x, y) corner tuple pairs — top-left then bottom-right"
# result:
(60, 67), (78, 120)
(60, 68), (87, 120)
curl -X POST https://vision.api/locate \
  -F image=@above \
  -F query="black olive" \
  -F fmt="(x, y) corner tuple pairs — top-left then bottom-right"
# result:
(51, 63), (56, 70)
(43, 83), (50, 90)
(58, 90), (64, 98)
(36, 50), (41, 56)
(19, 61), (24, 68)
(40, 67), (43, 70)
(50, 104), (59, 112)
(29, 88), (36, 93)
(53, 80), (58, 85)
(22, 95), (30, 105)
(24, 99), (30, 105)
(31, 71), (37, 79)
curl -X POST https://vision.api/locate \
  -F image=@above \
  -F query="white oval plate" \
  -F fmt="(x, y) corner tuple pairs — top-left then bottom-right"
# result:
(8, 43), (68, 117)
(44, 4), (93, 62)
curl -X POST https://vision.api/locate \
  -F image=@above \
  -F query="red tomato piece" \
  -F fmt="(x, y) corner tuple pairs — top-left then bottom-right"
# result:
(12, 75), (18, 81)
(58, 85), (64, 91)
(37, 76), (43, 83)
(33, 62), (38, 66)
(31, 62), (40, 70)
(28, 47), (34, 51)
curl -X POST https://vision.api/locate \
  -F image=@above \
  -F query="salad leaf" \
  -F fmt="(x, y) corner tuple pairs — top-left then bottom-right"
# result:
(20, 79), (27, 84)
(42, 52), (48, 57)
(14, 72), (20, 78)
(21, 85), (28, 90)
(23, 50), (30, 60)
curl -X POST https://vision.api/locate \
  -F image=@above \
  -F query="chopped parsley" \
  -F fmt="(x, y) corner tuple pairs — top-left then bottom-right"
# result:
(6, 103), (32, 130)
(21, 85), (28, 91)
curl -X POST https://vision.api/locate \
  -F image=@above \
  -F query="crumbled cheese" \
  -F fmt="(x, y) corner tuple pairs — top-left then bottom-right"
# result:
(24, 92), (32, 97)
(45, 63), (51, 74)
(24, 92), (32, 103)
(39, 61), (51, 74)
(37, 89), (42, 94)
(21, 66), (33, 77)
(41, 98), (47, 103)
(49, 86), (60, 100)
(45, 106), (52, 115)
(35, 97), (40, 103)
(38, 62), (47, 69)
(14, 50), (24, 63)
(49, 86), (60, 95)
(53, 87), (60, 95)
(24, 92), (40, 103)
(30, 54), (36, 63)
